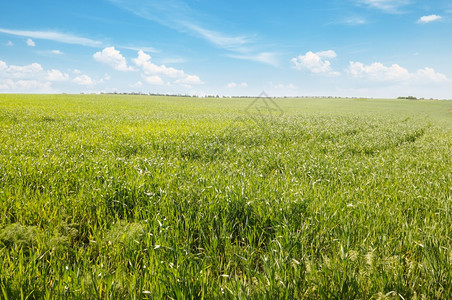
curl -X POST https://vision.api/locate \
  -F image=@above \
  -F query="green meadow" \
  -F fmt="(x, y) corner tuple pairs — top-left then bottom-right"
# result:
(0, 94), (451, 299)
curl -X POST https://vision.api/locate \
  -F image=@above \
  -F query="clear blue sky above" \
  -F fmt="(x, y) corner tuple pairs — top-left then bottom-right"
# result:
(1, 0), (451, 98)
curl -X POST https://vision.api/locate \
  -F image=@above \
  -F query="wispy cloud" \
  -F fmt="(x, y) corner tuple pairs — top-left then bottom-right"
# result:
(227, 52), (279, 66)
(0, 28), (103, 47)
(342, 17), (367, 25)
(355, 0), (411, 13)
(119, 45), (158, 53)
(417, 15), (442, 24)
(181, 23), (251, 52)
(0, 28), (160, 53)
(159, 57), (186, 65)
(108, 0), (276, 65)
(108, 0), (250, 51)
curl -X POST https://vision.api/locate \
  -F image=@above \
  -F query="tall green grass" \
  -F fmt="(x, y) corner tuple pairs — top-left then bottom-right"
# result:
(0, 94), (451, 299)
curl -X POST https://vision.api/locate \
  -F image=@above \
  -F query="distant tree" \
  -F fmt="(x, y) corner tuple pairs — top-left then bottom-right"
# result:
(397, 96), (417, 100)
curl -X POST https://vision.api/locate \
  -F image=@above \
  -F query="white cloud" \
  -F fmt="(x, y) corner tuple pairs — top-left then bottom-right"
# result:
(133, 50), (203, 85)
(0, 28), (103, 47)
(0, 61), (43, 78)
(417, 15), (442, 24)
(26, 38), (35, 47)
(0, 61), (55, 92)
(51, 50), (63, 55)
(348, 61), (449, 83)
(357, 0), (411, 13)
(316, 50), (337, 58)
(73, 74), (94, 86)
(0, 60), (67, 91)
(227, 82), (248, 88)
(292, 50), (340, 75)
(0, 59), (103, 92)
(6, 41), (14, 46)
(415, 67), (448, 82)
(175, 75), (202, 85)
(46, 69), (69, 81)
(348, 61), (410, 81)
(16, 80), (50, 89)
(0, 79), (51, 91)
(144, 75), (164, 85)
(130, 81), (143, 88)
(134, 50), (184, 77)
(93, 47), (134, 71)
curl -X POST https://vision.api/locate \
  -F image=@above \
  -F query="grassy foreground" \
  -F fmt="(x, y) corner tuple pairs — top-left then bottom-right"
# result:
(0, 94), (451, 299)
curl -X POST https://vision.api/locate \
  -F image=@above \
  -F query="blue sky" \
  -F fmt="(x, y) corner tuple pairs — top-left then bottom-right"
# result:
(0, 0), (451, 98)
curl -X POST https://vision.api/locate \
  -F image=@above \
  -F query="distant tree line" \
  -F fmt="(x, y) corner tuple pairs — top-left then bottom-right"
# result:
(81, 92), (443, 100)
(397, 96), (418, 100)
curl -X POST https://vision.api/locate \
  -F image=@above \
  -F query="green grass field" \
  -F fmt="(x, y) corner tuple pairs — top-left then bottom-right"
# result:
(0, 94), (451, 299)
